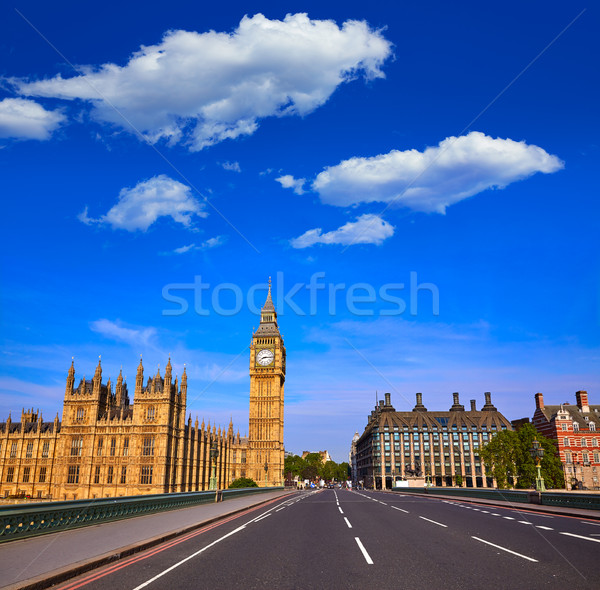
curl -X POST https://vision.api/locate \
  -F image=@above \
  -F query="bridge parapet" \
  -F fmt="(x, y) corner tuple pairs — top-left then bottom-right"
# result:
(0, 487), (282, 543)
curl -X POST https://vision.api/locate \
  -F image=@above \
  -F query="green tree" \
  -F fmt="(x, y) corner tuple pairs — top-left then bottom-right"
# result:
(321, 460), (338, 481)
(228, 477), (258, 489)
(336, 462), (350, 481)
(512, 423), (564, 489)
(480, 430), (519, 489)
(301, 463), (319, 481)
(284, 454), (306, 478)
(284, 453), (350, 484)
(480, 424), (564, 489)
(454, 474), (463, 487)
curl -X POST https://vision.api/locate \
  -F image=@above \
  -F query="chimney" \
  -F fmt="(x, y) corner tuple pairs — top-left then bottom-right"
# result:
(575, 390), (589, 413)
(379, 399), (384, 407)
(470, 400), (476, 412)
(450, 392), (465, 411)
(482, 392), (497, 411)
(413, 392), (427, 412)
(384, 392), (391, 406)
(535, 392), (544, 410)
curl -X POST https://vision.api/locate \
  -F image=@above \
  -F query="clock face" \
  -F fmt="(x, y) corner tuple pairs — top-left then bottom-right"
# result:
(256, 348), (275, 366)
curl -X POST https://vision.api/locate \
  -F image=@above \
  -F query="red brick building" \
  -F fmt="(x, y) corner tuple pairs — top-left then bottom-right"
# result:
(532, 391), (600, 490)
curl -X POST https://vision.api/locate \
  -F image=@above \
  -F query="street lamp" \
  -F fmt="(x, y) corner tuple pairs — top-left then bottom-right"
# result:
(529, 437), (546, 492)
(209, 441), (219, 494)
(425, 464), (431, 488)
(264, 461), (268, 488)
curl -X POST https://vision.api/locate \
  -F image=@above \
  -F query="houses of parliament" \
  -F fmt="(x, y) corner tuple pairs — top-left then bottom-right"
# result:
(0, 283), (286, 500)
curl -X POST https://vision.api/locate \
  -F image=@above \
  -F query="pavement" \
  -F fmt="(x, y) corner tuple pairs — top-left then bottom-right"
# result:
(1, 489), (294, 590)
(386, 488), (600, 520)
(41, 488), (600, 590)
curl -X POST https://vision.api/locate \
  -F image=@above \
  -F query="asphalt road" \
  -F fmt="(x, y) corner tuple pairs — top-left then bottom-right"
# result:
(55, 489), (600, 590)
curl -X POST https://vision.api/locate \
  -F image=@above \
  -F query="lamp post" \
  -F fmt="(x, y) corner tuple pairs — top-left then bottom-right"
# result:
(529, 437), (546, 492)
(425, 464), (431, 488)
(264, 461), (268, 488)
(209, 441), (219, 495)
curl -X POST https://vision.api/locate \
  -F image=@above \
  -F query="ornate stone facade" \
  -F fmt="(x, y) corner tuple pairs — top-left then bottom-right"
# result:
(247, 279), (286, 487)
(0, 283), (284, 499)
(532, 391), (600, 489)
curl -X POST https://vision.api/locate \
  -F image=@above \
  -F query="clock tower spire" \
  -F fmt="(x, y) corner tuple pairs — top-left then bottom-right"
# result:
(248, 277), (286, 486)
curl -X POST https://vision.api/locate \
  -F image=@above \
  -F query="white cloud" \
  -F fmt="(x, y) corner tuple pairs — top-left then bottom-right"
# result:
(276, 174), (306, 195)
(90, 319), (157, 350)
(202, 235), (226, 249)
(221, 161), (241, 172)
(173, 243), (196, 254)
(0, 97), (65, 140)
(13, 14), (392, 150)
(312, 132), (564, 213)
(290, 213), (394, 248)
(171, 235), (226, 254)
(79, 174), (206, 231)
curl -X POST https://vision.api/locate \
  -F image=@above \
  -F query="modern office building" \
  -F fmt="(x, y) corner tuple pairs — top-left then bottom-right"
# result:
(355, 392), (512, 488)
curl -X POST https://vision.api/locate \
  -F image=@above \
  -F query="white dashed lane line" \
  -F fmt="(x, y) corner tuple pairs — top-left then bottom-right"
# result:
(338, 507), (344, 514)
(355, 537), (374, 565)
(536, 526), (553, 531)
(472, 536), (538, 562)
(344, 517), (353, 529)
(560, 532), (600, 544)
(419, 516), (447, 528)
(392, 506), (409, 513)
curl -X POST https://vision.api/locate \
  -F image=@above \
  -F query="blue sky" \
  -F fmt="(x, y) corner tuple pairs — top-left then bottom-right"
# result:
(1, 1), (598, 462)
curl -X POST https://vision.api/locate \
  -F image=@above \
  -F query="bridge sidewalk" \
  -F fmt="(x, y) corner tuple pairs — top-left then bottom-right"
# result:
(1, 489), (294, 590)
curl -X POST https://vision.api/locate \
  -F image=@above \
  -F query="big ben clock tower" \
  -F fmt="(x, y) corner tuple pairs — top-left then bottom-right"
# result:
(248, 278), (286, 486)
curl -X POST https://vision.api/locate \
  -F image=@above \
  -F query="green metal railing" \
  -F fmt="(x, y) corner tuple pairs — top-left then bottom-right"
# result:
(396, 486), (600, 509)
(0, 486), (283, 543)
(541, 492), (600, 510)
(423, 487), (531, 503)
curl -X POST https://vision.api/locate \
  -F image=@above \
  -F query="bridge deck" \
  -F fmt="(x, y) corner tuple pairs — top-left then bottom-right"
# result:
(2, 490), (292, 590)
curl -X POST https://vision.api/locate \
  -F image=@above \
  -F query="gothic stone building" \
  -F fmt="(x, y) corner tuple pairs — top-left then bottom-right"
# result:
(0, 284), (285, 500)
(532, 391), (600, 489)
(355, 392), (512, 489)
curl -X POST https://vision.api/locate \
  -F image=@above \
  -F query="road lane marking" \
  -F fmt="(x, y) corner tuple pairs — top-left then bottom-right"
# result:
(276, 507), (285, 512)
(355, 537), (374, 564)
(419, 516), (447, 528)
(560, 532), (600, 543)
(338, 507), (344, 514)
(536, 526), (553, 530)
(132, 525), (247, 590)
(481, 511), (490, 513)
(581, 521), (600, 527)
(254, 514), (271, 522)
(392, 506), (409, 513)
(518, 521), (533, 525)
(379, 502), (388, 505)
(344, 517), (353, 528)
(503, 516), (515, 520)
(491, 513), (501, 516)
(472, 536), (538, 562)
